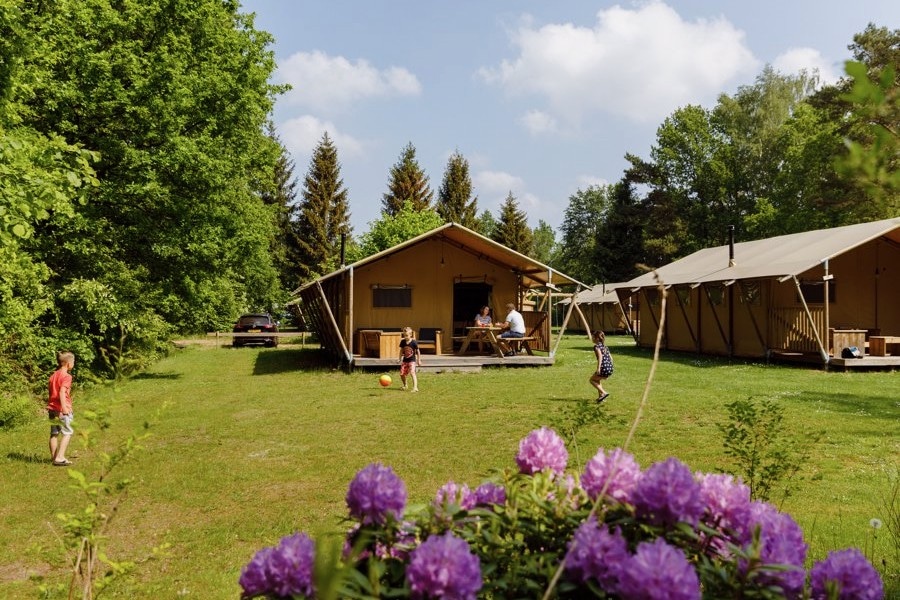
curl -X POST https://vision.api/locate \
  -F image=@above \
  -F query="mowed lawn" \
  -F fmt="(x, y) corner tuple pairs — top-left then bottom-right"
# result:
(1, 336), (898, 598)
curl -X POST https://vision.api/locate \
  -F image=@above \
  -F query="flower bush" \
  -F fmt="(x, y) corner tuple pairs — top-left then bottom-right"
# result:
(239, 427), (884, 599)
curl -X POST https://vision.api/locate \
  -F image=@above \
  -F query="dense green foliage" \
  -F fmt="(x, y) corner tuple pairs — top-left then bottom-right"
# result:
(354, 201), (444, 259)
(0, 0), (284, 389)
(263, 123), (303, 291)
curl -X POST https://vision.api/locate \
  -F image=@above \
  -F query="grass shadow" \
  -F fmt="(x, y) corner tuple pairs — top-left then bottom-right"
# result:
(793, 390), (900, 422)
(6, 451), (48, 464)
(252, 348), (333, 375)
(131, 371), (181, 380)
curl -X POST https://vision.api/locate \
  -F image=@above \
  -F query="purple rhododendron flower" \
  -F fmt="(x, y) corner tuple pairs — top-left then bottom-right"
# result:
(239, 546), (275, 598)
(697, 472), (751, 543)
(239, 533), (316, 599)
(407, 532), (483, 600)
(582, 447), (642, 504)
(743, 502), (807, 598)
(516, 427), (568, 474)
(434, 481), (477, 511)
(346, 462), (407, 525)
(810, 548), (883, 600)
(632, 457), (703, 527)
(564, 517), (629, 591)
(617, 538), (701, 600)
(473, 482), (506, 507)
(268, 532), (316, 598)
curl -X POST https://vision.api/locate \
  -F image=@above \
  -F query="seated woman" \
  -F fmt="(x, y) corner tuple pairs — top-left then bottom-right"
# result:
(474, 305), (492, 327)
(471, 305), (493, 352)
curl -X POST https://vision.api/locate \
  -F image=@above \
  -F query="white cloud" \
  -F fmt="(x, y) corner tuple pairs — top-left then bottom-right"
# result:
(479, 1), (759, 126)
(277, 50), (422, 113)
(521, 109), (559, 135)
(474, 170), (525, 199)
(473, 169), (543, 216)
(576, 175), (609, 189)
(279, 115), (365, 162)
(773, 47), (841, 86)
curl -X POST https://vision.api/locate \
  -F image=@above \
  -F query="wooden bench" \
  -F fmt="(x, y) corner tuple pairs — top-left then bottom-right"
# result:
(508, 336), (537, 355)
(869, 336), (900, 357)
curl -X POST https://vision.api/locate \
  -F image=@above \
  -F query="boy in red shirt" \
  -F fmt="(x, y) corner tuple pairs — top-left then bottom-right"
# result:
(48, 351), (75, 466)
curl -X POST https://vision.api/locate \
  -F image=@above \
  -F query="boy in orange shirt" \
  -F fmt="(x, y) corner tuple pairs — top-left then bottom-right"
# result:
(48, 351), (75, 466)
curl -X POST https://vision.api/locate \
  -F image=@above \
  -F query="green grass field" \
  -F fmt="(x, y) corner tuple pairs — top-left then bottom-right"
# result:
(1, 336), (898, 598)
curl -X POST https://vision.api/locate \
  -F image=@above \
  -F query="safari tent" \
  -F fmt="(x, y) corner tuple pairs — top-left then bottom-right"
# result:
(619, 217), (900, 365)
(558, 283), (633, 334)
(291, 223), (587, 367)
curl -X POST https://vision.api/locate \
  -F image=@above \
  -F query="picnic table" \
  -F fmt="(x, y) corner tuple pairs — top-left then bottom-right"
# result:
(457, 326), (536, 358)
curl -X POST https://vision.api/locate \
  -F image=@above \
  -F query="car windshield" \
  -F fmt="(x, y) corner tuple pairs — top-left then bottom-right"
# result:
(238, 316), (271, 327)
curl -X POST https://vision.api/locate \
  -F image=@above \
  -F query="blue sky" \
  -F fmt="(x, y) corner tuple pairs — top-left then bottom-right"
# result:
(239, 0), (896, 235)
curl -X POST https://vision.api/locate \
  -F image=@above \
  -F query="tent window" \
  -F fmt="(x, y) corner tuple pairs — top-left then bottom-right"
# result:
(676, 287), (691, 306)
(741, 282), (761, 305)
(373, 287), (412, 308)
(707, 285), (725, 306)
(797, 280), (836, 304)
(645, 288), (660, 306)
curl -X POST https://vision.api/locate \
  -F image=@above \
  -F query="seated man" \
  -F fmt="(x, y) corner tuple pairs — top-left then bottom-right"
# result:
(497, 302), (526, 356)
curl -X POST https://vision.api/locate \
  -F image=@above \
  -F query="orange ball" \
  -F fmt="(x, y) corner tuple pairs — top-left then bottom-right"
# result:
(379, 374), (392, 387)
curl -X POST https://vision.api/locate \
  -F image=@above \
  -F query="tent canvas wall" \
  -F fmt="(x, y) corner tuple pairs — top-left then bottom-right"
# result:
(619, 218), (900, 362)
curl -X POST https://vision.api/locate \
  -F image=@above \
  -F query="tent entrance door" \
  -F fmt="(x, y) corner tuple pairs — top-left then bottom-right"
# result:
(453, 282), (493, 337)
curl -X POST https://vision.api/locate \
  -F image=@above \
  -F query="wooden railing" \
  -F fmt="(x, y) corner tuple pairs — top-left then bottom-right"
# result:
(768, 307), (825, 352)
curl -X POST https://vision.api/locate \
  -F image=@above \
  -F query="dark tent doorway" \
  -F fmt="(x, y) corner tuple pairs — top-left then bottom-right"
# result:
(453, 282), (493, 337)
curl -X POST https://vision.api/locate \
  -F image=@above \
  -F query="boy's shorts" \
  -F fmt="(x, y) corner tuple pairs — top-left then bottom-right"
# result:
(400, 361), (416, 376)
(48, 411), (74, 436)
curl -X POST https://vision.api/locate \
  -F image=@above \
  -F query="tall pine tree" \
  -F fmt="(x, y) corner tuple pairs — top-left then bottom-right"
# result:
(262, 124), (302, 290)
(492, 192), (532, 254)
(382, 142), (433, 216)
(294, 132), (351, 280)
(436, 150), (478, 227)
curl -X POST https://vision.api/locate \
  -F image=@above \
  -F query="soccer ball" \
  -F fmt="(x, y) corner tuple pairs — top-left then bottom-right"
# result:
(379, 374), (392, 387)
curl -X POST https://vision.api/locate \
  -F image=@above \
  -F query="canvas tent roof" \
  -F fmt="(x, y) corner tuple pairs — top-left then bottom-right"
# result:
(623, 217), (900, 289)
(559, 283), (626, 305)
(292, 222), (588, 294)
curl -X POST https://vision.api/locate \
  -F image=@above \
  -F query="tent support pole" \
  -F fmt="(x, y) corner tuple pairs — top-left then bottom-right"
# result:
(552, 288), (582, 356)
(348, 267), (354, 356)
(317, 281), (352, 366)
(823, 260), (830, 355)
(792, 276), (829, 364)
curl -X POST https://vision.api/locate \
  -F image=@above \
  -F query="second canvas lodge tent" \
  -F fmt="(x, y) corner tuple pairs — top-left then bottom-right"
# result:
(619, 217), (900, 363)
(557, 283), (632, 334)
(291, 223), (587, 367)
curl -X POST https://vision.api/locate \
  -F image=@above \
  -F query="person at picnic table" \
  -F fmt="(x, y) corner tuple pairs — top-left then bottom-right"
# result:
(474, 305), (492, 327)
(469, 305), (494, 353)
(497, 302), (526, 356)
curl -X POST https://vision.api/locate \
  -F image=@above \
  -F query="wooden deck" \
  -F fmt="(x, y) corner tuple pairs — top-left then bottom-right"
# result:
(771, 351), (900, 371)
(353, 353), (554, 372)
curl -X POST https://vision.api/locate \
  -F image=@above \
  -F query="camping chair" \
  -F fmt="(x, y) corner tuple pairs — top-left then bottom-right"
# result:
(360, 330), (382, 357)
(418, 328), (443, 355)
